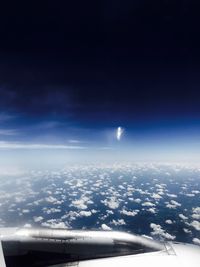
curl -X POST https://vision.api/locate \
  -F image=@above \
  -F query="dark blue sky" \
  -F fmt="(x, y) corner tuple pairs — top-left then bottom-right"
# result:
(1, 1), (200, 164)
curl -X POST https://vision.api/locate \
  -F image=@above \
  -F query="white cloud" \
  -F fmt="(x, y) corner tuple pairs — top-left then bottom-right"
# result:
(101, 224), (112, 230)
(133, 198), (142, 203)
(171, 200), (181, 206)
(179, 214), (188, 220)
(142, 202), (155, 207)
(41, 220), (68, 229)
(192, 190), (200, 194)
(33, 216), (44, 223)
(22, 209), (30, 214)
(191, 207), (200, 220)
(79, 211), (92, 217)
(165, 219), (173, 225)
(111, 219), (126, 226)
(101, 197), (119, 209)
(106, 210), (114, 215)
(118, 185), (125, 190)
(45, 196), (63, 205)
(166, 193), (177, 198)
(183, 228), (191, 234)
(62, 211), (79, 221)
(23, 223), (32, 228)
(188, 221), (200, 231)
(120, 208), (138, 217)
(43, 207), (61, 214)
(71, 196), (90, 210)
(150, 223), (176, 240)
(193, 238), (200, 245)
(185, 193), (195, 197)
(147, 208), (156, 214)
(166, 200), (181, 209)
(91, 209), (98, 214)
(151, 193), (162, 200)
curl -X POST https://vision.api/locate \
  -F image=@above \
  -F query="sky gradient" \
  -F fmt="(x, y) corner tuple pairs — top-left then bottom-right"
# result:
(1, 1), (200, 165)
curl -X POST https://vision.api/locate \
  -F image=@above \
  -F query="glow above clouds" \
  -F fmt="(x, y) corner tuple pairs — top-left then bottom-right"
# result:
(116, 127), (124, 141)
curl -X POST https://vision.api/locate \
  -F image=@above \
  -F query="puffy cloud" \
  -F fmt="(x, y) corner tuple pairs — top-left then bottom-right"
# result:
(43, 207), (61, 214)
(171, 200), (181, 206)
(62, 211), (79, 221)
(147, 208), (156, 214)
(101, 224), (112, 230)
(166, 200), (181, 209)
(79, 211), (92, 217)
(33, 216), (44, 222)
(71, 196), (90, 210)
(150, 223), (176, 240)
(193, 238), (200, 245)
(179, 214), (188, 220)
(191, 207), (200, 220)
(45, 196), (63, 205)
(165, 219), (173, 225)
(151, 193), (162, 200)
(166, 193), (177, 198)
(118, 185), (125, 190)
(111, 219), (126, 226)
(185, 193), (195, 197)
(142, 202), (155, 207)
(120, 208), (138, 217)
(188, 221), (200, 231)
(22, 209), (30, 214)
(101, 197), (119, 209)
(41, 220), (68, 229)
(192, 207), (200, 214)
(183, 228), (191, 234)
(192, 190), (200, 194)
(133, 198), (142, 203)
(106, 210), (114, 215)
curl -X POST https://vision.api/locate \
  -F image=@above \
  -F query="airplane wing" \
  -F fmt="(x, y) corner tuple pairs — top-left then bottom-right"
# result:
(0, 228), (199, 267)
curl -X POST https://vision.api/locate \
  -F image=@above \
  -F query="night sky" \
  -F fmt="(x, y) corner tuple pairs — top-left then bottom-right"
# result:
(1, 1), (200, 164)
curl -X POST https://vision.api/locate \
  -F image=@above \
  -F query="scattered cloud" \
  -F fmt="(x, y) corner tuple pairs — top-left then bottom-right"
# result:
(142, 202), (155, 207)
(183, 228), (191, 234)
(165, 219), (173, 225)
(41, 220), (68, 229)
(179, 214), (188, 220)
(33, 216), (44, 223)
(111, 219), (126, 226)
(150, 223), (176, 240)
(166, 200), (181, 209)
(101, 224), (112, 230)
(101, 197), (120, 209)
(0, 162), (199, 245)
(120, 208), (138, 216)
(188, 221), (200, 231)
(79, 210), (92, 217)
(193, 238), (200, 246)
(191, 207), (200, 220)
(71, 196), (91, 210)
(151, 193), (162, 200)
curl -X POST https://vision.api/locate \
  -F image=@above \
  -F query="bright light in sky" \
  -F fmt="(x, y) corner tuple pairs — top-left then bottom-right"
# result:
(116, 127), (124, 141)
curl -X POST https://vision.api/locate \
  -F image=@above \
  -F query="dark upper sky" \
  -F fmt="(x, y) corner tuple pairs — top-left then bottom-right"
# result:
(1, 1), (200, 162)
